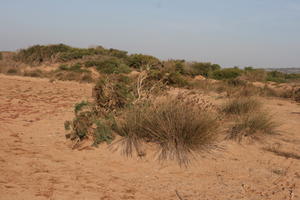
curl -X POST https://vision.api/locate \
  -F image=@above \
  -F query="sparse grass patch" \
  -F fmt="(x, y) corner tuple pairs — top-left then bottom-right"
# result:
(222, 97), (261, 115)
(228, 112), (278, 142)
(7, 68), (18, 74)
(115, 98), (220, 166)
(23, 69), (43, 77)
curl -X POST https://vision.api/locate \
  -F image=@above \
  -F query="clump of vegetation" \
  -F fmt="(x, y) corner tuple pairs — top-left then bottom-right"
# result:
(95, 58), (131, 74)
(65, 101), (116, 148)
(126, 54), (161, 69)
(7, 68), (18, 74)
(58, 63), (90, 73)
(23, 69), (43, 77)
(211, 67), (243, 80)
(14, 44), (72, 64)
(222, 97), (261, 115)
(228, 112), (278, 142)
(0, 52), (3, 60)
(116, 98), (220, 166)
(185, 62), (221, 77)
(93, 75), (134, 114)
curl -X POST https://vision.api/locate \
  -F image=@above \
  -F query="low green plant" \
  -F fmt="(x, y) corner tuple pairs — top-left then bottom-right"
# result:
(7, 68), (18, 74)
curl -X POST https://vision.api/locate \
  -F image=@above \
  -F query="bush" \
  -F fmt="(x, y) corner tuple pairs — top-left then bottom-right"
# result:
(116, 99), (219, 166)
(58, 64), (90, 73)
(211, 67), (243, 80)
(228, 112), (278, 142)
(65, 101), (115, 147)
(222, 97), (261, 115)
(14, 44), (72, 64)
(7, 68), (18, 74)
(96, 58), (131, 74)
(23, 69), (43, 77)
(0, 52), (2, 60)
(187, 62), (221, 77)
(93, 75), (134, 114)
(242, 68), (267, 82)
(266, 71), (287, 83)
(127, 54), (160, 69)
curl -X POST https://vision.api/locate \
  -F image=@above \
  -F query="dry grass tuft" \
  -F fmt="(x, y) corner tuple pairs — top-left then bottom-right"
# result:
(228, 112), (279, 142)
(115, 97), (220, 166)
(222, 97), (261, 115)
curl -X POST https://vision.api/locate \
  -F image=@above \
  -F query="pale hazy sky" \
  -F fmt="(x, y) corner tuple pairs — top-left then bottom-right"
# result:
(0, 0), (300, 68)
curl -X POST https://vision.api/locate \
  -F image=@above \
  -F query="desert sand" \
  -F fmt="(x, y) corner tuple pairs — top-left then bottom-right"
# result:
(0, 74), (299, 200)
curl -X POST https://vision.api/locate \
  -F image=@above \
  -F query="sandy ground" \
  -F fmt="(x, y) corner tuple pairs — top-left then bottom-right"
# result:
(0, 74), (299, 200)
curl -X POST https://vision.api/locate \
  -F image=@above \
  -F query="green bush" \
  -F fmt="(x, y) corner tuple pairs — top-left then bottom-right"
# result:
(93, 75), (134, 114)
(58, 64), (90, 73)
(187, 62), (221, 77)
(211, 67), (243, 80)
(14, 44), (72, 64)
(127, 54), (160, 69)
(266, 71), (286, 83)
(95, 58), (131, 74)
(65, 101), (116, 147)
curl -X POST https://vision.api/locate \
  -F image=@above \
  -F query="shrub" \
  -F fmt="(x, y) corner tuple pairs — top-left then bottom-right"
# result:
(95, 58), (131, 74)
(23, 69), (43, 77)
(242, 68), (267, 82)
(187, 62), (221, 77)
(14, 44), (71, 64)
(93, 75), (134, 114)
(127, 54), (160, 69)
(115, 99), (219, 166)
(7, 68), (18, 74)
(81, 74), (94, 83)
(211, 67), (243, 80)
(0, 52), (2, 60)
(266, 71), (286, 83)
(65, 101), (115, 147)
(58, 64), (90, 73)
(222, 97), (261, 115)
(228, 112), (278, 142)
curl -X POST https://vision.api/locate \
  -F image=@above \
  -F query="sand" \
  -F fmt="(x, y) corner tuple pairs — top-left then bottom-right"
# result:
(0, 74), (299, 200)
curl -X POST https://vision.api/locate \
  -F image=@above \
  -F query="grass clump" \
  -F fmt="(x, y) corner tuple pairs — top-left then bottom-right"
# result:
(222, 97), (261, 115)
(228, 112), (278, 142)
(116, 98), (219, 166)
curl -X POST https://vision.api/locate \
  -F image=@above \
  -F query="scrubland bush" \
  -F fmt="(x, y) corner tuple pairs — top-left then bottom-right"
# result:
(211, 67), (243, 80)
(95, 58), (131, 74)
(7, 68), (18, 74)
(93, 75), (134, 114)
(14, 44), (71, 64)
(266, 71), (287, 83)
(23, 69), (43, 77)
(0, 52), (2, 60)
(126, 54), (160, 69)
(186, 62), (220, 77)
(65, 101), (116, 147)
(116, 98), (220, 166)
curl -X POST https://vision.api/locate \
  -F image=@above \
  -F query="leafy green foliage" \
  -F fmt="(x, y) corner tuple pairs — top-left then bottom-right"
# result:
(211, 67), (243, 80)
(127, 54), (160, 69)
(187, 62), (221, 77)
(95, 58), (131, 74)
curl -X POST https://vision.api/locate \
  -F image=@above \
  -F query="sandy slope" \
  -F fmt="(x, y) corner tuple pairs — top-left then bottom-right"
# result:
(0, 74), (299, 200)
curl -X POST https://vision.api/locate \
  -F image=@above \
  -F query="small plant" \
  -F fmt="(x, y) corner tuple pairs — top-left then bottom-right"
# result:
(7, 68), (18, 74)
(222, 97), (261, 115)
(228, 112), (278, 142)
(0, 52), (3, 60)
(65, 101), (116, 148)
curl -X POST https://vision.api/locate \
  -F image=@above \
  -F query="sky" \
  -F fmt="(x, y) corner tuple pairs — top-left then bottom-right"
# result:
(0, 0), (300, 68)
